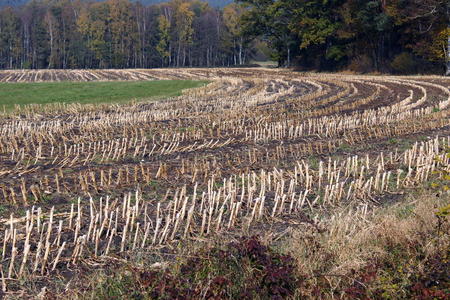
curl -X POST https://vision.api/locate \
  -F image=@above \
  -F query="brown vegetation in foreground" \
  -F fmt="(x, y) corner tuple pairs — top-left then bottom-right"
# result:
(0, 68), (449, 298)
(85, 189), (448, 299)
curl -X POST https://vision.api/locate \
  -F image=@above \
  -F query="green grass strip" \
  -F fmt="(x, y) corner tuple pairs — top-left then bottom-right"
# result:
(0, 80), (208, 108)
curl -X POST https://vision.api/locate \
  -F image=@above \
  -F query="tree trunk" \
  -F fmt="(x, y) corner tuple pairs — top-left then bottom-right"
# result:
(47, 15), (54, 69)
(9, 42), (13, 69)
(446, 25), (450, 76)
(62, 18), (66, 69)
(239, 37), (243, 65)
(233, 39), (236, 65)
(177, 41), (181, 67)
(168, 43), (172, 67)
(287, 47), (290, 67)
(446, 3), (450, 76)
(189, 47), (192, 67)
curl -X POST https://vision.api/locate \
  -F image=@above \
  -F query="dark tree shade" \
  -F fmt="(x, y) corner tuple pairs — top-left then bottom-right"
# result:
(238, 0), (449, 74)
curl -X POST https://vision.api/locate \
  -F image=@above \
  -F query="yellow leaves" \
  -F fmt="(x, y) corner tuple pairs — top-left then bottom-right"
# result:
(434, 155), (444, 162)
(430, 182), (449, 191)
(420, 27), (449, 62)
(435, 204), (450, 218)
(76, 8), (91, 35)
(431, 182), (440, 188)
(223, 3), (242, 35)
(156, 15), (171, 59)
(173, 1), (194, 43)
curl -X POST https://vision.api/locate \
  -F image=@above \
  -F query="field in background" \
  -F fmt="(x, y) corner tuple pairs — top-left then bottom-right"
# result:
(249, 60), (278, 68)
(0, 80), (208, 108)
(0, 68), (448, 299)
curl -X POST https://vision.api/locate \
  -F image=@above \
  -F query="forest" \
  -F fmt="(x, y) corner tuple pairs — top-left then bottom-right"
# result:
(0, 0), (449, 73)
(240, 0), (449, 74)
(0, 0), (248, 69)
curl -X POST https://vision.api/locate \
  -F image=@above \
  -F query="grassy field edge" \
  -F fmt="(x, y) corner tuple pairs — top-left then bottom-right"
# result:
(0, 80), (209, 109)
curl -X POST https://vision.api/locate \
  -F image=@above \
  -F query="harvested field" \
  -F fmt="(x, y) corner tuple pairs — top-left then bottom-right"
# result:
(0, 69), (215, 82)
(0, 68), (449, 298)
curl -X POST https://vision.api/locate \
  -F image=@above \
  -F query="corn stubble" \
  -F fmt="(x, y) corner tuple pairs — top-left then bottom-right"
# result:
(0, 68), (449, 295)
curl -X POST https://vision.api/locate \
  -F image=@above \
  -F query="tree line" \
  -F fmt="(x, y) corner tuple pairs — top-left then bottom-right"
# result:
(0, 0), (249, 69)
(239, 0), (449, 74)
(1, 0), (448, 74)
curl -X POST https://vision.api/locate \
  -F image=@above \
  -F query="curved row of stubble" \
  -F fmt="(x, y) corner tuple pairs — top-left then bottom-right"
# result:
(0, 68), (449, 293)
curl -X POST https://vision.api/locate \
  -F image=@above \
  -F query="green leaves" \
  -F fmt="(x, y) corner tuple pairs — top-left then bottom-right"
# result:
(326, 45), (346, 61)
(156, 15), (170, 62)
(297, 16), (337, 49)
